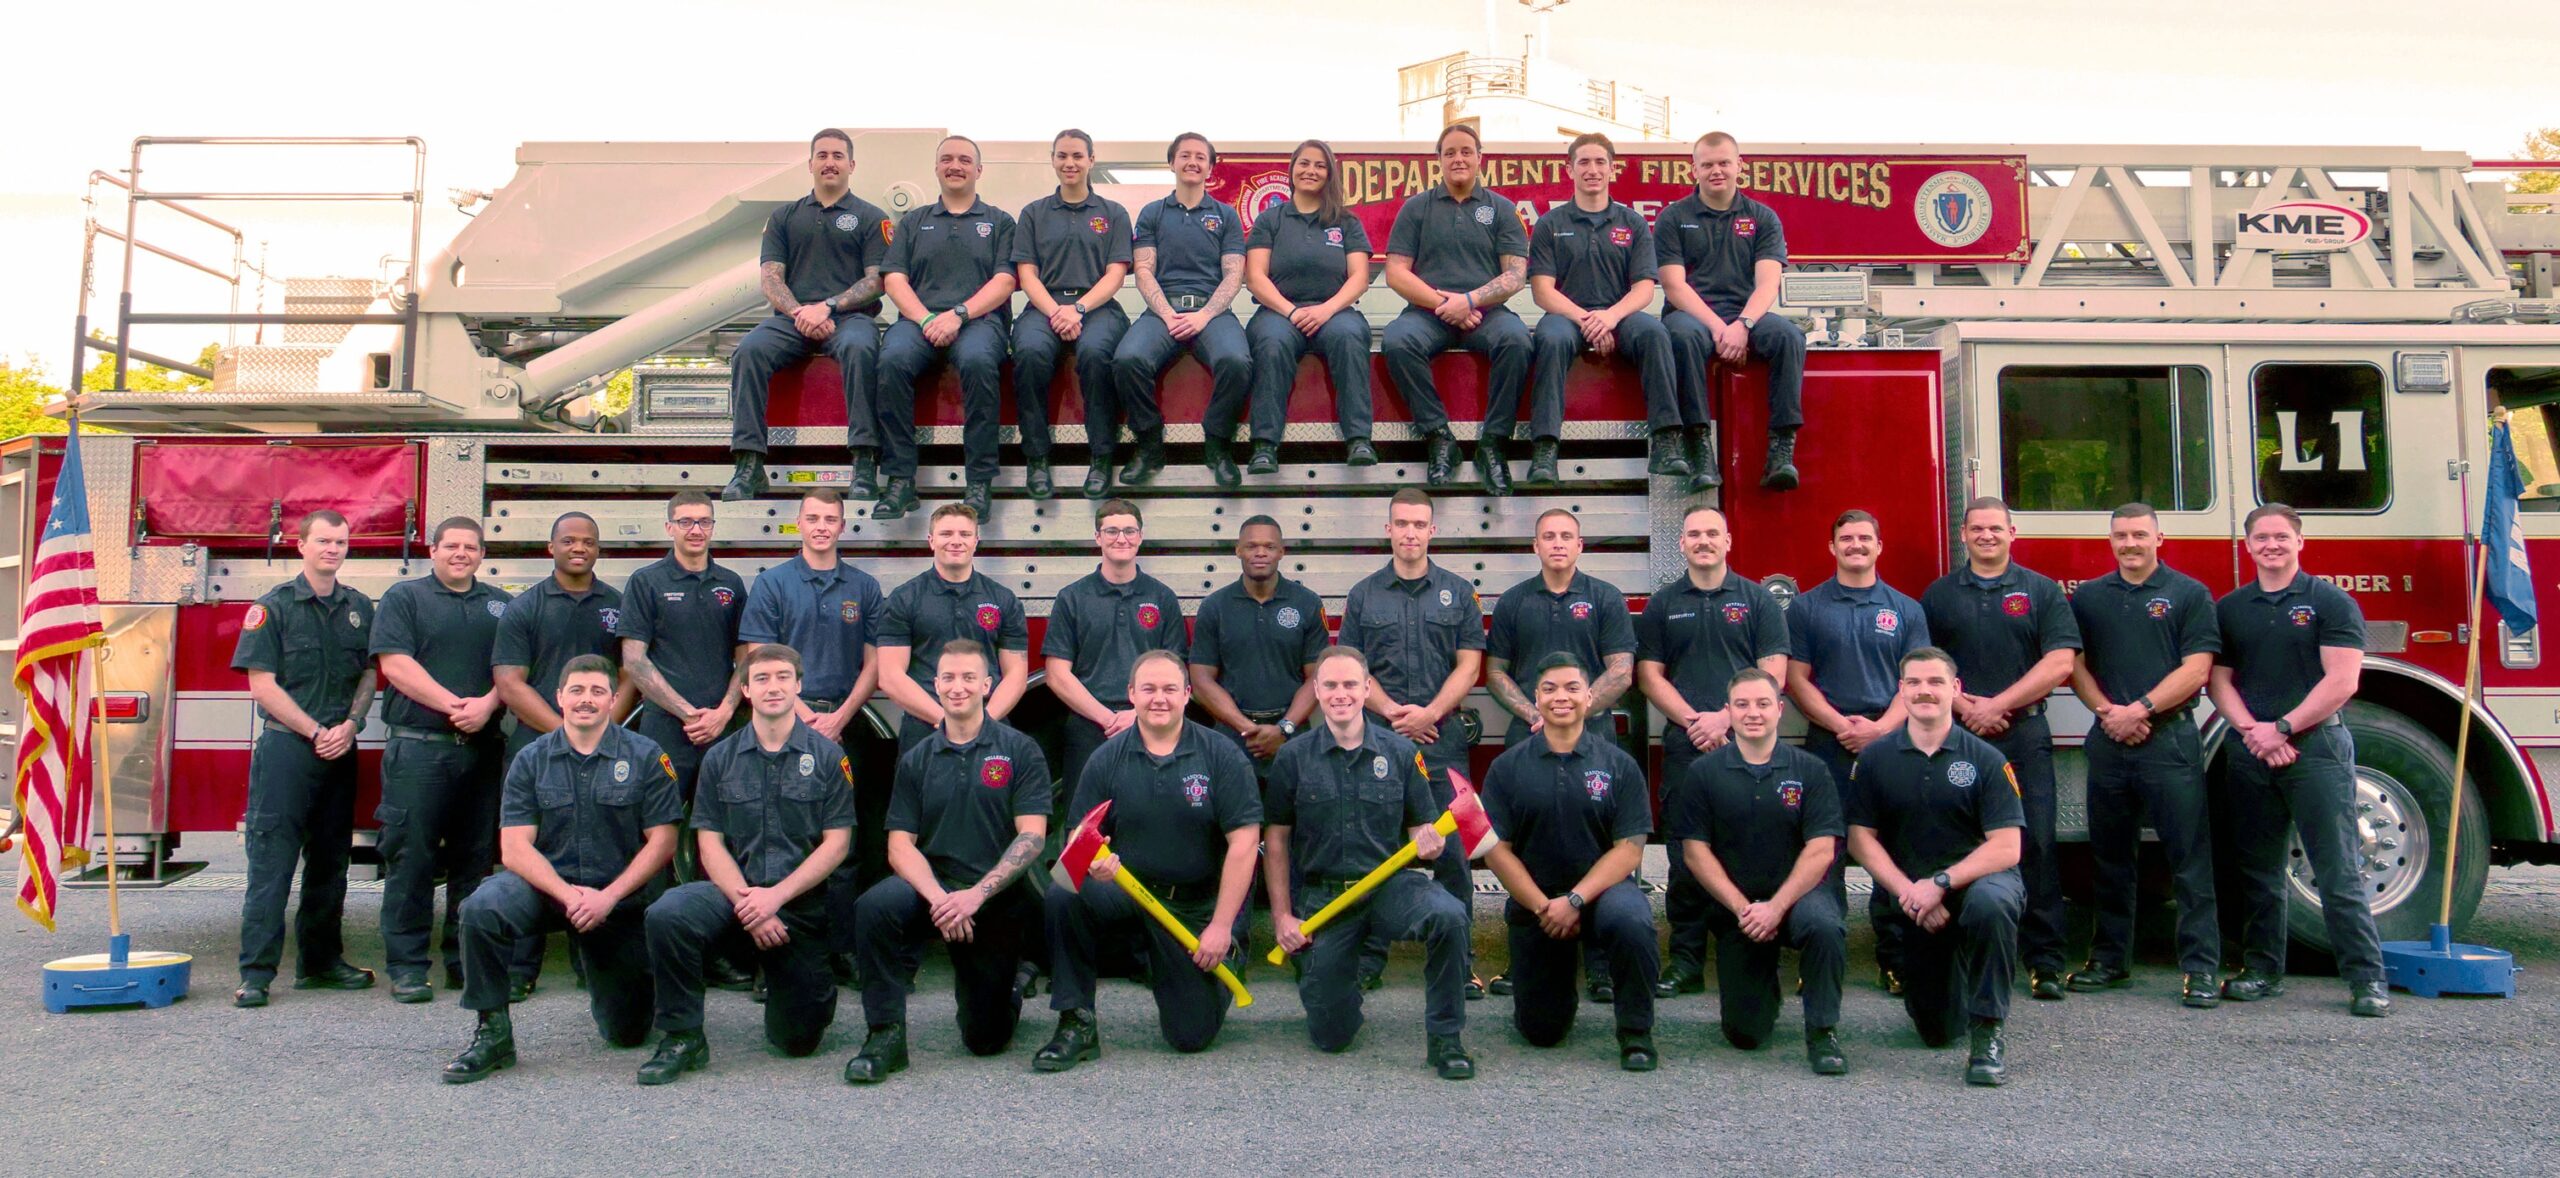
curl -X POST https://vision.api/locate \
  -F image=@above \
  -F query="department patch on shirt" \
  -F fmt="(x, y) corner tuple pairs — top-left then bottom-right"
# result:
(880, 221), (894, 244)
(798, 752), (816, 776)
(1946, 760), (1978, 789)
(242, 604), (268, 631)
(975, 221), (992, 238)
(834, 211), (861, 232)
(1089, 216), (1110, 234)
(1275, 606), (1301, 629)
(614, 759), (631, 783)
(486, 599), (507, 618)
(1874, 609), (1900, 635)
(1720, 602), (1750, 624)
(1439, 589), (1454, 607)
(1473, 206), (1495, 226)
(1372, 754), (1390, 779)
(1608, 225), (1634, 247)
(599, 607), (621, 632)
(2002, 592), (2031, 617)
(982, 754), (1012, 789)
(1325, 227), (1344, 246)
(710, 586), (736, 608)
(1584, 770), (1613, 801)
(1202, 214), (1223, 233)
(2145, 597), (2172, 619)
(840, 756), (854, 783)
(1413, 751), (1428, 778)
(841, 600), (862, 624)
(659, 753), (677, 780)
(349, 609), (364, 627)
(2289, 605), (2317, 627)
(1777, 780), (1803, 810)
(1735, 217), (1757, 237)
(1136, 603), (1162, 631)
(1569, 601), (1594, 620)
(975, 603), (1001, 632)
(1182, 773), (1211, 807)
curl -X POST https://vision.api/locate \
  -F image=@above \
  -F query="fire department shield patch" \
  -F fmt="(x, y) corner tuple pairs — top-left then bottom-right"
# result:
(2146, 597), (2172, 619)
(2289, 605), (2317, 627)
(2002, 592), (2031, 617)
(1276, 606), (1301, 629)
(833, 212), (860, 232)
(982, 755), (1012, 789)
(1608, 225), (1634, 247)
(840, 756), (853, 783)
(841, 600), (861, 623)
(1569, 601), (1594, 620)
(1202, 215), (1222, 233)
(1439, 589), (1454, 607)
(1474, 206), (1495, 226)
(976, 603), (1001, 632)
(1584, 770), (1612, 801)
(1326, 227), (1344, 246)
(1777, 780), (1803, 809)
(710, 586), (736, 608)
(1136, 603), (1162, 630)
(1089, 216), (1110, 234)
(1874, 609), (1900, 635)
(1721, 602), (1750, 624)
(599, 607), (621, 632)
(486, 599), (507, 618)
(1182, 773), (1211, 806)
(1372, 755), (1389, 779)
(659, 753), (676, 780)
(798, 753), (816, 777)
(1946, 760), (1978, 789)
(1735, 216), (1757, 237)
(349, 609), (363, 628)
(614, 760), (631, 783)
(242, 604), (267, 631)
(975, 221), (992, 238)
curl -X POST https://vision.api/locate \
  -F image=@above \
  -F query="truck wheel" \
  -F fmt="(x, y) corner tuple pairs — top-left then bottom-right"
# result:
(2283, 702), (2489, 954)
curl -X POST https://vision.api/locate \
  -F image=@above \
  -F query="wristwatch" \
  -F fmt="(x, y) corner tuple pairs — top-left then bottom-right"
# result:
(1739, 315), (1758, 330)
(1932, 871), (1952, 890)
(1564, 891), (1586, 911)
(1277, 719), (1298, 736)
(2274, 718), (2294, 737)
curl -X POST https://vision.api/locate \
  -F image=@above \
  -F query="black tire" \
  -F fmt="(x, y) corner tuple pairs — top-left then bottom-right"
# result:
(2281, 702), (2489, 955)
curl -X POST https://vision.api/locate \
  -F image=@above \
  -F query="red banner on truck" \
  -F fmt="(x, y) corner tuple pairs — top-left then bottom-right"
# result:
(1209, 152), (2028, 264)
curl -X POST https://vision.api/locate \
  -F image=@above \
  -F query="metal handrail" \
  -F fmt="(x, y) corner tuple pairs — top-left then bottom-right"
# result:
(75, 170), (246, 388)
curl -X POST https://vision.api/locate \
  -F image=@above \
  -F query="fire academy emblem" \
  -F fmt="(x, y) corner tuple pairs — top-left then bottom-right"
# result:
(1569, 601), (1594, 620)
(1778, 781), (1803, 810)
(1136, 603), (1162, 630)
(1721, 602), (1751, 624)
(1183, 773), (1211, 807)
(1608, 225), (1634, 247)
(2290, 605), (2318, 627)
(982, 755), (1012, 789)
(2002, 592), (2031, 617)
(2146, 597), (2173, 619)
(1584, 770), (1612, 801)
(976, 603), (1001, 632)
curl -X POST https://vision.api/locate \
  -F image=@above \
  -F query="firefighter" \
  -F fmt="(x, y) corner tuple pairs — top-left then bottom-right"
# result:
(1670, 668), (1846, 1073)
(1243, 138), (1377, 468)
(1034, 651), (1262, 1070)
(1635, 504), (1789, 999)
(639, 644), (853, 1084)
(1785, 508), (1930, 993)
(1265, 646), (1474, 1079)
(2066, 502), (2224, 1007)
(1187, 515), (1327, 784)
(1844, 647), (2025, 1087)
(492, 509), (634, 1000)
(873, 503), (1032, 752)
(1009, 128), (1133, 502)
(370, 516), (511, 1003)
(1043, 499), (1189, 816)
(1917, 496), (2080, 1001)
(738, 488), (884, 974)
(843, 641), (1052, 1084)
(2209, 503), (2391, 1018)
(441, 656), (681, 1083)
(875, 134), (1017, 523)
(1381, 123), (1534, 496)
(1479, 654), (1660, 1071)
(721, 128), (891, 503)
(1104, 132), (1250, 494)
(1486, 508), (1636, 748)
(230, 509), (378, 1009)
(1657, 131), (1807, 491)
(1337, 488), (1484, 994)
(1527, 133), (1681, 485)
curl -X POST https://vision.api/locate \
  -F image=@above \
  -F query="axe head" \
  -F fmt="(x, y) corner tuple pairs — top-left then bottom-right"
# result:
(1446, 771), (1498, 861)
(1050, 801), (1114, 891)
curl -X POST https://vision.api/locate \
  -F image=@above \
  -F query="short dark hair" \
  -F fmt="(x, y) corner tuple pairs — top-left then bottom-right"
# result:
(667, 490), (713, 520)
(1167, 132), (1216, 166)
(1389, 487), (1433, 515)
(1681, 504), (1728, 529)
(1696, 130), (1739, 152)
(1052, 128), (1094, 156)
(1313, 645), (1369, 676)
(799, 488), (845, 512)
(550, 510), (597, 539)
(929, 501), (979, 528)
(1535, 507), (1581, 534)
(1238, 513), (1282, 538)
(1831, 509), (1879, 538)
(2111, 501), (2159, 524)
(1727, 667), (1780, 697)
(938, 134), (982, 162)
(298, 509), (349, 536)
(1436, 124), (1482, 153)
(1095, 499), (1142, 529)
(432, 516), (483, 547)
(2244, 503), (2304, 537)
(936, 638), (993, 677)
(559, 654), (615, 688)
(1566, 132), (1616, 162)
(1531, 652), (1587, 685)
(1961, 496), (2013, 525)
(1899, 646), (1957, 676)
(810, 128), (852, 156)
(740, 643), (803, 681)
(1129, 648), (1187, 687)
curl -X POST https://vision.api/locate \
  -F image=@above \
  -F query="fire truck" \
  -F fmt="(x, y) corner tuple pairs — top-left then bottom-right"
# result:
(15, 131), (2559, 960)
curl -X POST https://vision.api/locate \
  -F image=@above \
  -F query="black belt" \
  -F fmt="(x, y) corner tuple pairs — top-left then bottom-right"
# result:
(1166, 293), (1211, 311)
(1149, 878), (1223, 904)
(2012, 702), (2047, 719)
(1050, 287), (1089, 302)
(804, 697), (843, 714)
(388, 725), (471, 745)
(1241, 708), (1287, 724)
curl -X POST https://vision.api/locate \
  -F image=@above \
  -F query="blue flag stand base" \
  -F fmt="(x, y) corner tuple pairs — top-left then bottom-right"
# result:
(2382, 923), (2515, 998)
(43, 933), (193, 1013)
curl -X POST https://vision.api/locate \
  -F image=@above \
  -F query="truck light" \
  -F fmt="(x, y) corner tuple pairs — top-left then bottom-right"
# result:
(99, 692), (150, 723)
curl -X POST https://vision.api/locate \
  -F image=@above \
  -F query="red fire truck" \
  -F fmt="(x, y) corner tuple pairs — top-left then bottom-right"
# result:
(15, 133), (2559, 958)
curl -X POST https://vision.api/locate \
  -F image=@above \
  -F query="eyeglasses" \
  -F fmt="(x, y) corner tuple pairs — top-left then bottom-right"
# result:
(669, 518), (715, 532)
(1098, 527), (1141, 539)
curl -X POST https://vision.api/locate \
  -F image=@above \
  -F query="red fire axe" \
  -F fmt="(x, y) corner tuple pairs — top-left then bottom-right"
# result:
(1265, 771), (1498, 966)
(1052, 801), (1254, 1008)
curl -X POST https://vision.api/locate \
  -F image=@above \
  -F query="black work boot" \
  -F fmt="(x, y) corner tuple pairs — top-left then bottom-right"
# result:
(870, 477), (919, 522)
(2349, 979), (2393, 1018)
(2182, 972), (2223, 1009)
(1760, 428), (1800, 491)
(2029, 968), (2067, 1001)
(1345, 438), (1379, 467)
(1523, 440), (1560, 487)
(2220, 969), (2286, 1003)
(1024, 456), (1055, 501)
(1247, 442), (1280, 474)
(1424, 431), (1459, 486)
(1203, 437), (1242, 489)
(1032, 1009), (1101, 1073)
(961, 482), (992, 524)
(442, 1010), (517, 1084)
(1648, 428), (1693, 478)
(2066, 961), (2130, 993)
(1082, 457), (1113, 500)
(637, 1030), (709, 1086)
(1806, 1026), (1847, 1075)
(295, 962), (376, 991)
(391, 972), (434, 1004)
(719, 451), (768, 501)
(841, 1023), (910, 1084)
(1617, 1028), (1658, 1072)
(1476, 438), (1512, 496)
(1118, 431), (1166, 485)
(1686, 425), (1721, 491)
(1428, 1033), (1475, 1081)
(508, 975), (536, 1004)
(1965, 1020), (2007, 1087)
(848, 448), (879, 499)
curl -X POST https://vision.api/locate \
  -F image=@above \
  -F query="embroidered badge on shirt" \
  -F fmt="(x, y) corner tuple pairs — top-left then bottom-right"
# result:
(1608, 225), (1634, 247)
(1325, 227), (1344, 246)
(2146, 597), (2173, 619)
(841, 600), (862, 623)
(1721, 602), (1750, 624)
(1439, 589), (1454, 607)
(243, 604), (267, 630)
(1584, 770), (1613, 801)
(1136, 603), (1162, 630)
(1735, 216), (1757, 237)
(1569, 601), (1594, 620)
(982, 754), (1012, 789)
(599, 607), (621, 631)
(614, 760), (631, 783)
(486, 599), (506, 618)
(833, 212), (860, 232)
(1474, 206), (1496, 226)
(1778, 780), (1803, 809)
(1202, 214), (1223, 233)
(1372, 755), (1389, 779)
(659, 753), (677, 780)
(798, 753), (815, 776)
(1874, 609), (1900, 635)
(1276, 606), (1301, 629)
(1090, 216), (1110, 234)
(709, 586), (736, 608)
(2002, 592), (2031, 617)
(975, 222), (992, 238)
(2289, 605), (2317, 627)
(975, 603), (1001, 632)
(1946, 760), (1978, 788)
(1183, 773), (1211, 807)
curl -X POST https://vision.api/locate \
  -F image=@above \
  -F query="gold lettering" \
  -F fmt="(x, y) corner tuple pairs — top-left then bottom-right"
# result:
(1827, 162), (1850, 203)
(1871, 162), (1892, 208)
(1770, 163), (1793, 196)
(1849, 163), (1870, 208)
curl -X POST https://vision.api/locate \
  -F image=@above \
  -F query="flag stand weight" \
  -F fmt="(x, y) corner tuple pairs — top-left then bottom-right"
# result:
(41, 447), (192, 1013)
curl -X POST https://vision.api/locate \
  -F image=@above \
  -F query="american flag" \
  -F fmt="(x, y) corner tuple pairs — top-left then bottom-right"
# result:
(14, 425), (103, 929)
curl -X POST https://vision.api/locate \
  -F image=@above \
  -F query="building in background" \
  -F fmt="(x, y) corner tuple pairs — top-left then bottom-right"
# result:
(1397, 0), (1690, 143)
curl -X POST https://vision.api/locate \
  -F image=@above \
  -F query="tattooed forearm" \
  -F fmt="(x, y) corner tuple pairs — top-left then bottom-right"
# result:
(1469, 256), (1527, 307)
(620, 639), (692, 715)
(830, 266), (881, 312)
(975, 832), (1046, 893)
(1486, 662), (1536, 723)
(1132, 247), (1176, 320)
(760, 261), (797, 314)
(1204, 254), (1245, 316)
(1590, 653), (1636, 713)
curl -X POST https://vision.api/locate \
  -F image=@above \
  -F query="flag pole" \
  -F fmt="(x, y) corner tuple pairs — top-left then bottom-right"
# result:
(72, 413), (123, 953)
(2440, 534), (2486, 932)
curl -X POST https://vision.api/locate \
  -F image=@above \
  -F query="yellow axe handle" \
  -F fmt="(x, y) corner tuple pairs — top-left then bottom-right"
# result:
(1265, 811), (1461, 966)
(1110, 863), (1254, 1008)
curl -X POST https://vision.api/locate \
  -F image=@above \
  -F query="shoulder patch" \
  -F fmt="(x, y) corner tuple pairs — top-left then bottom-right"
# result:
(840, 755), (855, 784)
(242, 603), (267, 631)
(659, 752), (677, 781)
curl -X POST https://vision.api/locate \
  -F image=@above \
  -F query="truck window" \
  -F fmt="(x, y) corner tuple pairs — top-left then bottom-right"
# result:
(1997, 364), (2212, 512)
(2489, 366), (2560, 511)
(2252, 362), (2389, 511)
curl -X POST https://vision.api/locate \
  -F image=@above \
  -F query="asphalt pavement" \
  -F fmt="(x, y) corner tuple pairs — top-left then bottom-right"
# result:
(4, 848), (2556, 1175)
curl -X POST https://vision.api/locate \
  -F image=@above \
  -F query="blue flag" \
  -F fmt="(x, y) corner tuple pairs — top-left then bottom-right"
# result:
(2485, 420), (2538, 636)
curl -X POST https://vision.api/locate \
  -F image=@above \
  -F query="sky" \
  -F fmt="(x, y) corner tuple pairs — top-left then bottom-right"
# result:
(3, 0), (2553, 378)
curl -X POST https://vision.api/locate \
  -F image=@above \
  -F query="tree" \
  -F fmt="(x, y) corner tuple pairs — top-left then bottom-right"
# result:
(2513, 128), (2559, 197)
(0, 357), (69, 440)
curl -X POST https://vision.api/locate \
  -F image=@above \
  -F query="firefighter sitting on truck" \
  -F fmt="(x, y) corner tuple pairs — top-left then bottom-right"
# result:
(1657, 131), (1807, 492)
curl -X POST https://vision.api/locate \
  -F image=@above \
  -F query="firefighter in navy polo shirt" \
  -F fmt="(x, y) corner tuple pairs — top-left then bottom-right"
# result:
(1105, 132), (1251, 493)
(1527, 133), (1681, 487)
(873, 503), (1032, 752)
(722, 127), (892, 503)
(369, 516), (511, 1003)
(1188, 515), (1327, 782)
(1243, 138), (1377, 468)
(844, 641), (1053, 1084)
(1265, 646), (1474, 1079)
(1034, 652), (1262, 1070)
(492, 509), (634, 1000)
(230, 509), (377, 1009)
(1010, 128), (1134, 502)
(1044, 499), (1190, 814)
(1785, 508), (1930, 992)
(1844, 647), (2026, 1087)
(2065, 502), (2224, 1007)
(616, 492), (748, 808)
(1381, 123), (1534, 495)
(1656, 131), (1808, 490)
(1669, 668), (1846, 1074)
(2208, 503), (2390, 1018)
(1918, 496), (2080, 1002)
(441, 656), (682, 1083)
(1635, 504), (1789, 999)
(875, 134), (1017, 523)
(639, 644), (854, 1084)
(1486, 508), (1636, 747)
(1479, 654), (1661, 1071)
(1338, 488), (1485, 994)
